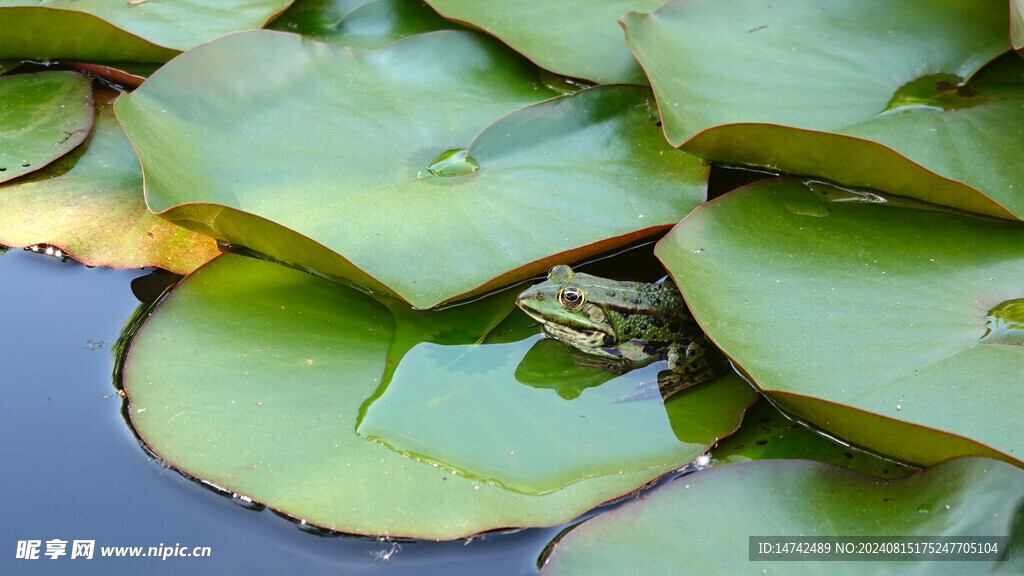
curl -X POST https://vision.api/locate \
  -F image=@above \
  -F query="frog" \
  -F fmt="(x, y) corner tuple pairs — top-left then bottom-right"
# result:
(515, 264), (727, 399)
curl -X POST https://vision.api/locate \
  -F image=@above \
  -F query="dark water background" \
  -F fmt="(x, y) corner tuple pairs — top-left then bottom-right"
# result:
(0, 249), (561, 575)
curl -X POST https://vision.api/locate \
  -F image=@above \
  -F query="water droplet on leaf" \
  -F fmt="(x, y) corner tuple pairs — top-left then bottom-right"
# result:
(427, 148), (478, 177)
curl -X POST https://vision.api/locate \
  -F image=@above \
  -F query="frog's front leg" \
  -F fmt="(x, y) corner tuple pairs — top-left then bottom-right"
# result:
(666, 341), (699, 372)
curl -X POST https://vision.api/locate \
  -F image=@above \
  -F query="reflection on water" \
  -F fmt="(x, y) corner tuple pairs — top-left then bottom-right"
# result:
(514, 338), (617, 400)
(877, 72), (992, 118)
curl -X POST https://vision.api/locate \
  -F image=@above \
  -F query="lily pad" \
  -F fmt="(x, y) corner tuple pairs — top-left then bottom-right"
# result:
(539, 457), (1024, 575)
(268, 0), (457, 51)
(426, 0), (661, 84)
(0, 1), (292, 61)
(123, 252), (753, 539)
(0, 97), (220, 273)
(0, 70), (92, 183)
(115, 30), (709, 309)
(622, 0), (1024, 219)
(656, 177), (1024, 467)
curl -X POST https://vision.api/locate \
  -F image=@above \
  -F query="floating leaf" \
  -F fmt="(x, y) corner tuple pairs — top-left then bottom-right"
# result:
(115, 30), (708, 308)
(623, 0), (1024, 219)
(0, 1), (292, 61)
(427, 0), (662, 84)
(656, 178), (1024, 467)
(0, 98), (220, 273)
(124, 252), (752, 539)
(268, 0), (457, 51)
(540, 458), (1024, 575)
(0, 71), (92, 183)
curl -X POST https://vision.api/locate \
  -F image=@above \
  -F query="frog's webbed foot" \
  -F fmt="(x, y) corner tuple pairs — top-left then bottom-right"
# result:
(666, 341), (704, 371)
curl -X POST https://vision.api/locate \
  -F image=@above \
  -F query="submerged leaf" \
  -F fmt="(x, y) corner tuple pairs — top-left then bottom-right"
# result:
(268, 0), (457, 51)
(657, 178), (1024, 466)
(358, 337), (756, 495)
(712, 397), (917, 479)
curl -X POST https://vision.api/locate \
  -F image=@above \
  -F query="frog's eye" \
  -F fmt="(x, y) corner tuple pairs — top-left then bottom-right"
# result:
(557, 284), (586, 310)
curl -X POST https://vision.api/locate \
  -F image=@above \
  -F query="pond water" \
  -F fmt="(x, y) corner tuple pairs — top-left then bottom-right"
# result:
(0, 249), (563, 575)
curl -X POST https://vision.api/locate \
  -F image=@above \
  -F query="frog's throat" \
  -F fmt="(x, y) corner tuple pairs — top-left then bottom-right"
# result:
(541, 322), (615, 352)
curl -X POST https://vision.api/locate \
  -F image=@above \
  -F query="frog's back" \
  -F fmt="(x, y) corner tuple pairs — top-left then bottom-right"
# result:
(575, 274), (698, 343)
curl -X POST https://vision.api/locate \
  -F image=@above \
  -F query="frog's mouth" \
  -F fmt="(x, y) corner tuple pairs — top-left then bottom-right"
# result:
(540, 322), (615, 351)
(516, 295), (616, 350)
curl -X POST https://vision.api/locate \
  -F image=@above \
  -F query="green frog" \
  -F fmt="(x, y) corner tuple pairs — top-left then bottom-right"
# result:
(515, 264), (727, 399)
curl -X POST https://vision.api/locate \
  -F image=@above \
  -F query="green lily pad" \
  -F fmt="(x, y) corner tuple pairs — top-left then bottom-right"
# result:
(426, 0), (661, 84)
(712, 397), (917, 479)
(268, 0), (457, 51)
(115, 30), (709, 309)
(539, 457), (1024, 575)
(656, 177), (1024, 467)
(0, 1), (292, 61)
(0, 71), (92, 183)
(124, 252), (753, 539)
(0, 96), (220, 273)
(623, 0), (1024, 219)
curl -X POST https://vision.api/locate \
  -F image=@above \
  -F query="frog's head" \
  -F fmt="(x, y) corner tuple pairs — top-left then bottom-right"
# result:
(515, 265), (617, 351)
